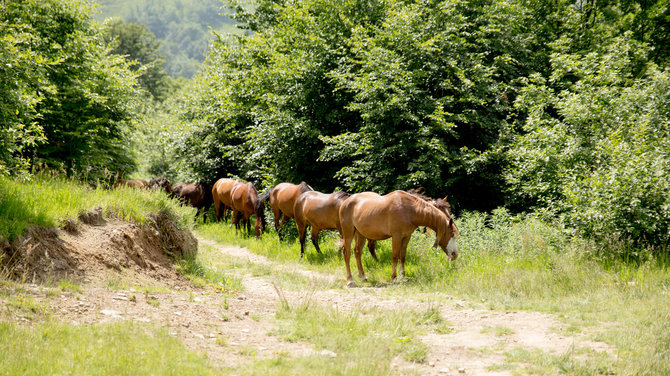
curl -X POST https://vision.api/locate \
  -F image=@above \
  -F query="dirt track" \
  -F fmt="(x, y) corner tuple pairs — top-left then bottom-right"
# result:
(3, 230), (614, 374)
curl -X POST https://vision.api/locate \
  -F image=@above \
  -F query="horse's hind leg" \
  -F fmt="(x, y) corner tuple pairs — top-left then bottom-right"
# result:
(214, 200), (221, 221)
(354, 232), (367, 282)
(296, 217), (307, 258)
(367, 239), (378, 261)
(273, 208), (283, 239)
(391, 235), (411, 282)
(310, 226), (321, 254)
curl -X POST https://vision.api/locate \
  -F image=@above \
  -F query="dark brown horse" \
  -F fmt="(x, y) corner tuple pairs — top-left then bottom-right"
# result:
(230, 182), (266, 237)
(262, 182), (313, 239)
(293, 190), (377, 260)
(339, 190), (458, 286)
(149, 177), (172, 194)
(212, 178), (243, 222)
(172, 182), (213, 221)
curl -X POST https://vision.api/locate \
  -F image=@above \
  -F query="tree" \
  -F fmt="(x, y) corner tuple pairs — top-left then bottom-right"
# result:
(0, 0), (140, 181)
(102, 19), (172, 101)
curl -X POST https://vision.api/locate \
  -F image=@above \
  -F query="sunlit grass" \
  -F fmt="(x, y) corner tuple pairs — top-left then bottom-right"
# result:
(0, 173), (195, 241)
(0, 321), (218, 375)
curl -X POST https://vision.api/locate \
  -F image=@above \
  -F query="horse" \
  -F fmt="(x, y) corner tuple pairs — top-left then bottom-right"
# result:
(230, 182), (266, 237)
(338, 190), (458, 286)
(114, 179), (149, 189)
(171, 182), (213, 221)
(293, 190), (377, 260)
(149, 177), (172, 194)
(262, 182), (313, 239)
(212, 178), (243, 222)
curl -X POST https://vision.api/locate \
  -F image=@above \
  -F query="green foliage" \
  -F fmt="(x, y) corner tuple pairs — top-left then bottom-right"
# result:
(506, 32), (670, 246)
(172, 0), (669, 247)
(0, 0), (141, 181)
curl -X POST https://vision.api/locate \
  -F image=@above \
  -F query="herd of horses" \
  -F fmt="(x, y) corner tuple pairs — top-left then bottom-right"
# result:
(115, 178), (459, 286)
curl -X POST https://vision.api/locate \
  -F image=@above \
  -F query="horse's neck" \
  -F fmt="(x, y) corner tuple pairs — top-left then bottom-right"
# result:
(412, 202), (445, 235)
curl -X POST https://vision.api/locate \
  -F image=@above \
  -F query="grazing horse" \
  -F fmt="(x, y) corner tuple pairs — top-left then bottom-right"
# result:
(230, 182), (266, 237)
(339, 190), (458, 286)
(149, 177), (172, 194)
(263, 182), (313, 239)
(212, 178), (243, 222)
(114, 179), (149, 189)
(293, 190), (377, 260)
(172, 182), (213, 221)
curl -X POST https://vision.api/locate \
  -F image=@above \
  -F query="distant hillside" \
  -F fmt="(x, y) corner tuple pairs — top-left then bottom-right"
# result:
(94, 0), (244, 78)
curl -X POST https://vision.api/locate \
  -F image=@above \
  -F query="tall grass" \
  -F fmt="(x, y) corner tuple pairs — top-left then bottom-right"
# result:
(0, 174), (195, 241)
(199, 209), (670, 374)
(0, 321), (218, 375)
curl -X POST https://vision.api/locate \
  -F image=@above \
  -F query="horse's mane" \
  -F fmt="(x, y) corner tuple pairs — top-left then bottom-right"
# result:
(332, 190), (351, 200)
(407, 188), (431, 202)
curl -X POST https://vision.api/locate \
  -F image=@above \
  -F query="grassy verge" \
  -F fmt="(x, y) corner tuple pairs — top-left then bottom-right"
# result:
(0, 320), (218, 375)
(0, 173), (195, 241)
(197, 209), (670, 375)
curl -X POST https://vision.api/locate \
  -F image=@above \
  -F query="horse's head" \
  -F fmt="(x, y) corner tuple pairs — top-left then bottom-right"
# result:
(432, 196), (458, 261)
(254, 195), (267, 237)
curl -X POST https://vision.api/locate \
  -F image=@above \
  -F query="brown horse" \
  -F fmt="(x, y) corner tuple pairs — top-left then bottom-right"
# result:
(230, 182), (266, 237)
(172, 182), (213, 221)
(339, 190), (458, 286)
(212, 178), (243, 222)
(114, 179), (149, 189)
(263, 182), (313, 239)
(149, 177), (172, 194)
(293, 190), (377, 260)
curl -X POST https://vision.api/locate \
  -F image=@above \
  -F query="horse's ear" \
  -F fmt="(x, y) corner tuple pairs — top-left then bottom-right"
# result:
(449, 217), (454, 227)
(443, 195), (448, 201)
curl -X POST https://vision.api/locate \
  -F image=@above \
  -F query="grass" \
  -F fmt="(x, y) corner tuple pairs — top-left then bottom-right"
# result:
(198, 209), (670, 375)
(239, 301), (443, 375)
(0, 173), (195, 242)
(0, 320), (219, 375)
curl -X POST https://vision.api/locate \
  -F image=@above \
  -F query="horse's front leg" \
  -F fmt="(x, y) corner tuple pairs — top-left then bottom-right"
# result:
(354, 233), (367, 282)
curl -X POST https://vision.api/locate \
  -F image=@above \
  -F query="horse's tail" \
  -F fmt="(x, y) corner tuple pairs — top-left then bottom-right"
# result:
(258, 188), (272, 204)
(254, 199), (267, 231)
(299, 181), (313, 193)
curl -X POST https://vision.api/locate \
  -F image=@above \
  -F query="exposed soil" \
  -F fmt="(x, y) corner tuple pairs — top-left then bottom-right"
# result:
(0, 219), (615, 375)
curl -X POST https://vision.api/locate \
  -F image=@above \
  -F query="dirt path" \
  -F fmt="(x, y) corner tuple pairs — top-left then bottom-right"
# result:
(3, 236), (613, 375)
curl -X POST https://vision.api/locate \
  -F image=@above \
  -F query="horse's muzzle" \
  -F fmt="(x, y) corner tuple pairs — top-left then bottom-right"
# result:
(446, 238), (458, 260)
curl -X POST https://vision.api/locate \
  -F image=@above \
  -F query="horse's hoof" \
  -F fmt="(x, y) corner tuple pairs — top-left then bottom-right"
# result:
(360, 276), (368, 283)
(346, 281), (358, 288)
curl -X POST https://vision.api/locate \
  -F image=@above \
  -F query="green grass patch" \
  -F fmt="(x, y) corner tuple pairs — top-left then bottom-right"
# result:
(0, 173), (194, 241)
(234, 301), (446, 375)
(0, 320), (218, 375)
